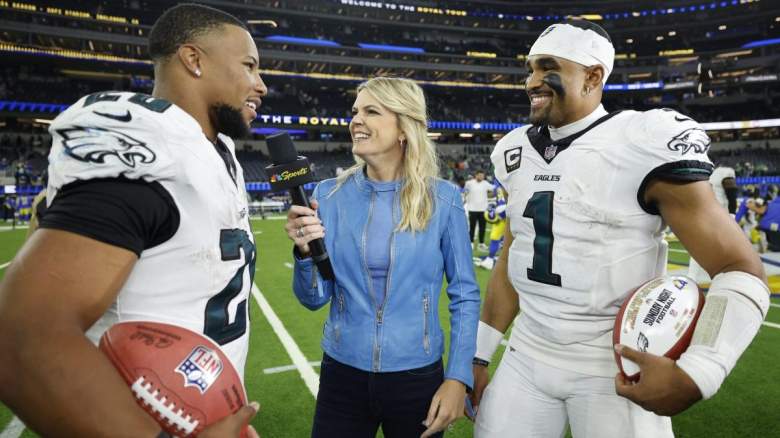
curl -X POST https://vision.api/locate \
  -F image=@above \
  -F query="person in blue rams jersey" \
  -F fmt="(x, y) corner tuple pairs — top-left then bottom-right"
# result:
(759, 195), (780, 251)
(286, 77), (480, 438)
(0, 4), (266, 437)
(476, 185), (507, 271)
(471, 20), (769, 438)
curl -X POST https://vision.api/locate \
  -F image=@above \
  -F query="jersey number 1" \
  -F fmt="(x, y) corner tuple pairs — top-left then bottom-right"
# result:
(523, 191), (561, 286)
(204, 229), (256, 345)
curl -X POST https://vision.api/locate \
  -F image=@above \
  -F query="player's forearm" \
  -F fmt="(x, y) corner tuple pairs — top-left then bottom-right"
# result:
(0, 326), (160, 437)
(481, 258), (519, 332)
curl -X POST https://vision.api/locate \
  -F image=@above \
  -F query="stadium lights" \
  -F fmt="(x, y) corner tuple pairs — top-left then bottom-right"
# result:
(626, 39), (634, 44)
(742, 38), (780, 49)
(2, 2), (141, 24)
(8, 1), (35, 11)
(33, 118), (52, 125)
(248, 19), (277, 27)
(60, 69), (127, 80)
(659, 49), (695, 56)
(459, 133), (474, 138)
(0, 43), (152, 65)
(266, 35), (341, 48)
(331, 0), (750, 23)
(716, 49), (752, 58)
(358, 43), (425, 54)
(604, 81), (664, 91)
(719, 25), (728, 30)
(669, 31), (677, 36)
(467, 51), (497, 58)
(669, 56), (699, 65)
(257, 69), (525, 90)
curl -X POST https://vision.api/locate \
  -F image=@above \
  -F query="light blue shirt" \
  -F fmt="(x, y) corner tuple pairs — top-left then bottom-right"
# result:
(365, 178), (398, 307)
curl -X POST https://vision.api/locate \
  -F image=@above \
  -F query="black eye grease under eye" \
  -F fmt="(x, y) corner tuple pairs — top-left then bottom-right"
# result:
(542, 73), (565, 98)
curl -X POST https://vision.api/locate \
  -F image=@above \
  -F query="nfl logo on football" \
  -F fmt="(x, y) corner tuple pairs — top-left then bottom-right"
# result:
(176, 346), (224, 393)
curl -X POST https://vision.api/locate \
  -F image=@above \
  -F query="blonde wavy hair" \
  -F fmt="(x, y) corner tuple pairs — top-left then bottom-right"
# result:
(331, 77), (439, 232)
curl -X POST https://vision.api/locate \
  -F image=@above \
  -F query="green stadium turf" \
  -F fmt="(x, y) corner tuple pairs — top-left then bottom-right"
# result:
(0, 220), (778, 437)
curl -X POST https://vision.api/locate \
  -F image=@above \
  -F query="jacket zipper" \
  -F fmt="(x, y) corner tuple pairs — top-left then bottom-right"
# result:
(334, 292), (344, 345)
(373, 230), (395, 371)
(423, 292), (431, 354)
(360, 192), (383, 371)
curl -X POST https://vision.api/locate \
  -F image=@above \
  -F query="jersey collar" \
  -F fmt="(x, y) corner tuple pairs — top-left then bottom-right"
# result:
(527, 108), (622, 164)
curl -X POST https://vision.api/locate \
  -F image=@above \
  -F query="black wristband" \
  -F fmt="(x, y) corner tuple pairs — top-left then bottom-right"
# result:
(472, 357), (490, 367)
(156, 431), (172, 438)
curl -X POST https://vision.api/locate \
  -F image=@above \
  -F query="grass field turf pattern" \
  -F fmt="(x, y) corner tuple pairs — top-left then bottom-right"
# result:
(0, 220), (778, 437)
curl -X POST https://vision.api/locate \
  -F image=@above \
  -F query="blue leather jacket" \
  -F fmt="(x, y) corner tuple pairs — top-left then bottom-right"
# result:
(293, 170), (480, 388)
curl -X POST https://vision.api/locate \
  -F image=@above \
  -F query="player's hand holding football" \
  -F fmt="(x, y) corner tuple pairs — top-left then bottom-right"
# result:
(285, 200), (324, 256)
(467, 363), (490, 420)
(614, 344), (702, 416)
(421, 379), (466, 437)
(198, 401), (261, 438)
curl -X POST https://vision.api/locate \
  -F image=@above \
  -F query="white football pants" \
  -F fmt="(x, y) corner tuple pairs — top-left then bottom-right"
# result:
(474, 346), (674, 438)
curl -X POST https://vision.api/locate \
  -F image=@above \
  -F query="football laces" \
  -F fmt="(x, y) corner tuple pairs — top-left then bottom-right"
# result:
(131, 376), (200, 436)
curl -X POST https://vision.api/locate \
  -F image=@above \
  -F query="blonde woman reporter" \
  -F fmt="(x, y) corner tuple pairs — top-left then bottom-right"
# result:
(285, 77), (480, 438)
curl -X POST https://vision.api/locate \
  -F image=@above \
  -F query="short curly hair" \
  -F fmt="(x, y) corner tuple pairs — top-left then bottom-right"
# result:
(148, 3), (247, 62)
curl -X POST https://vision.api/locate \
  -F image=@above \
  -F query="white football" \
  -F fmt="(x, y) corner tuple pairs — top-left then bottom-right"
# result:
(613, 275), (705, 381)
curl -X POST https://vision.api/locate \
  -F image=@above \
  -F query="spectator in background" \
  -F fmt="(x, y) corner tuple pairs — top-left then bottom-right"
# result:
(759, 195), (780, 251)
(1, 195), (15, 222)
(14, 163), (31, 187)
(736, 191), (768, 252)
(464, 170), (493, 251)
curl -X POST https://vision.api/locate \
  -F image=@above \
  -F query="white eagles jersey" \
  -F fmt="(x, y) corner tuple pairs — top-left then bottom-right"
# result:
(710, 166), (736, 210)
(491, 108), (713, 376)
(47, 92), (254, 377)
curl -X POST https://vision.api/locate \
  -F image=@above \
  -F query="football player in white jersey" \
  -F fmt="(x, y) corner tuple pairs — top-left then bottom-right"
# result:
(687, 164), (738, 283)
(0, 4), (266, 437)
(470, 21), (769, 438)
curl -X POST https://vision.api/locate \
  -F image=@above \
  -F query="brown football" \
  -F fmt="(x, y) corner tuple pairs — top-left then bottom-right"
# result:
(99, 321), (248, 437)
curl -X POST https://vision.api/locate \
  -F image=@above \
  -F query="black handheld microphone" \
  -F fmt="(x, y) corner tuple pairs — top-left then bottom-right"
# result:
(265, 132), (335, 280)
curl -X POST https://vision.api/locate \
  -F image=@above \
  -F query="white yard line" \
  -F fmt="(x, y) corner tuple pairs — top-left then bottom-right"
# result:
(763, 321), (780, 330)
(771, 303), (780, 309)
(0, 416), (25, 438)
(0, 225), (28, 232)
(263, 361), (321, 375)
(250, 284), (319, 397)
(0, 261), (11, 270)
(668, 248), (688, 253)
(284, 262), (293, 269)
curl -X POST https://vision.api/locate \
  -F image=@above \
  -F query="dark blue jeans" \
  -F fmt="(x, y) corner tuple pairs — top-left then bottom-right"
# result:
(312, 353), (445, 438)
